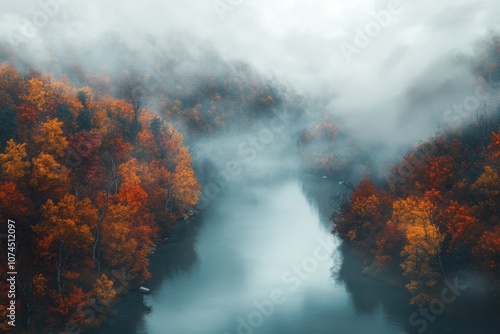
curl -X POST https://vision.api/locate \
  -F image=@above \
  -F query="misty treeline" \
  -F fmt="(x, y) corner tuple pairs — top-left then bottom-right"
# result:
(0, 61), (205, 332)
(0, 35), (316, 333)
(0, 37), (308, 142)
(0, 39), (312, 332)
(331, 36), (500, 310)
(0, 26), (499, 333)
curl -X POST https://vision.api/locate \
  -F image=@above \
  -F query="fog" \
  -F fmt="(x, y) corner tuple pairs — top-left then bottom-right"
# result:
(2, 3), (499, 334)
(1, 0), (500, 173)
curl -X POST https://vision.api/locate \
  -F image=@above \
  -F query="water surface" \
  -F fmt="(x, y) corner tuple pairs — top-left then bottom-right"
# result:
(90, 174), (497, 334)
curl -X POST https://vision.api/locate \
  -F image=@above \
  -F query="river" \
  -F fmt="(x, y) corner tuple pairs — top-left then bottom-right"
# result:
(89, 172), (498, 334)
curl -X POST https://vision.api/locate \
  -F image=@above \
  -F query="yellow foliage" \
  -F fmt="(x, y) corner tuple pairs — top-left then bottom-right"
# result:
(171, 162), (201, 209)
(352, 194), (380, 217)
(36, 194), (96, 250)
(118, 158), (142, 186)
(21, 78), (50, 115)
(391, 196), (444, 306)
(471, 166), (500, 207)
(30, 153), (70, 193)
(101, 204), (139, 267)
(0, 139), (30, 182)
(34, 118), (69, 157)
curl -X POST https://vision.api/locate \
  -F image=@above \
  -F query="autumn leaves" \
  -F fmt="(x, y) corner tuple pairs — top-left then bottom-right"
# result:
(0, 64), (200, 331)
(332, 128), (500, 307)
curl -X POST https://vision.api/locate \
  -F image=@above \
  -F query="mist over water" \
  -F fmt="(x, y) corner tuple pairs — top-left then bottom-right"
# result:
(2, 1), (500, 333)
(91, 174), (380, 334)
(88, 171), (498, 334)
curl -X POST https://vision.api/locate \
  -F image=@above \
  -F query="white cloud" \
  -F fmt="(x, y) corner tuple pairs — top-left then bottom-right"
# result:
(1, 0), (499, 166)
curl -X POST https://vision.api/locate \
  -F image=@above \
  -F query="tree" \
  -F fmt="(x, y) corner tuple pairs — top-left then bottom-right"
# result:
(117, 183), (148, 208)
(438, 201), (478, 253)
(100, 204), (147, 278)
(47, 287), (89, 329)
(23, 274), (49, 326)
(0, 182), (31, 220)
(392, 196), (445, 306)
(20, 77), (52, 133)
(374, 220), (405, 265)
(488, 131), (500, 162)
(170, 149), (201, 211)
(471, 165), (500, 210)
(332, 179), (389, 252)
(117, 158), (142, 187)
(96, 97), (135, 143)
(30, 153), (70, 199)
(34, 195), (96, 292)
(0, 139), (30, 183)
(92, 191), (109, 272)
(34, 118), (69, 157)
(0, 64), (23, 150)
(92, 274), (116, 306)
(0, 62), (206, 332)
(416, 156), (455, 191)
(473, 226), (500, 272)
(68, 129), (103, 196)
(76, 87), (94, 130)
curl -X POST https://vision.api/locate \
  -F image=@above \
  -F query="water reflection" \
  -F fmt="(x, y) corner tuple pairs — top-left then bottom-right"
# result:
(299, 173), (500, 334)
(89, 174), (498, 334)
(88, 213), (203, 334)
(298, 173), (342, 230)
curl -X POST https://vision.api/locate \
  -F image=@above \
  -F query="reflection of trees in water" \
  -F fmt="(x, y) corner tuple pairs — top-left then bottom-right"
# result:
(88, 294), (153, 334)
(89, 219), (203, 334)
(335, 243), (413, 318)
(300, 173), (499, 334)
(299, 174), (416, 331)
(298, 173), (344, 229)
(334, 244), (500, 334)
(147, 218), (202, 286)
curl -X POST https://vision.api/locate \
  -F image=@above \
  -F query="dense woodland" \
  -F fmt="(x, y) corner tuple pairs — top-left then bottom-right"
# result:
(0, 64), (204, 332)
(0, 34), (500, 332)
(0, 40), (302, 331)
(331, 38), (500, 308)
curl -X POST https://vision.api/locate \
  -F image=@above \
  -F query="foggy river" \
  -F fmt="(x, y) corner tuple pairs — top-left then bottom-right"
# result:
(90, 173), (497, 334)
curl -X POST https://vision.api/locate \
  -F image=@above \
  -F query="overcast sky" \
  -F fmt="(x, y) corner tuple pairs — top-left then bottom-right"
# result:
(1, 0), (500, 162)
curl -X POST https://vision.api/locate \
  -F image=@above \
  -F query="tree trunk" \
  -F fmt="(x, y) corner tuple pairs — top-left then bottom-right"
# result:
(93, 191), (109, 273)
(56, 240), (64, 293)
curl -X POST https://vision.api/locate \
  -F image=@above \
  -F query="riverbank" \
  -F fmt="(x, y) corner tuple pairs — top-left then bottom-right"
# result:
(84, 174), (500, 334)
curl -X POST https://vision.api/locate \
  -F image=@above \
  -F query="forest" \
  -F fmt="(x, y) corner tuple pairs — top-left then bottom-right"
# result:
(0, 41), (304, 332)
(330, 36), (500, 310)
(0, 63), (204, 332)
(0, 5), (499, 332)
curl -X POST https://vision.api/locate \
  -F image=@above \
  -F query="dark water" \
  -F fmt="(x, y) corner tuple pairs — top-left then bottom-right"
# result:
(90, 174), (498, 334)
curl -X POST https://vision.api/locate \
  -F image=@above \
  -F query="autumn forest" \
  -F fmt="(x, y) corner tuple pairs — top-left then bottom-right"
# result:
(1, 3), (500, 333)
